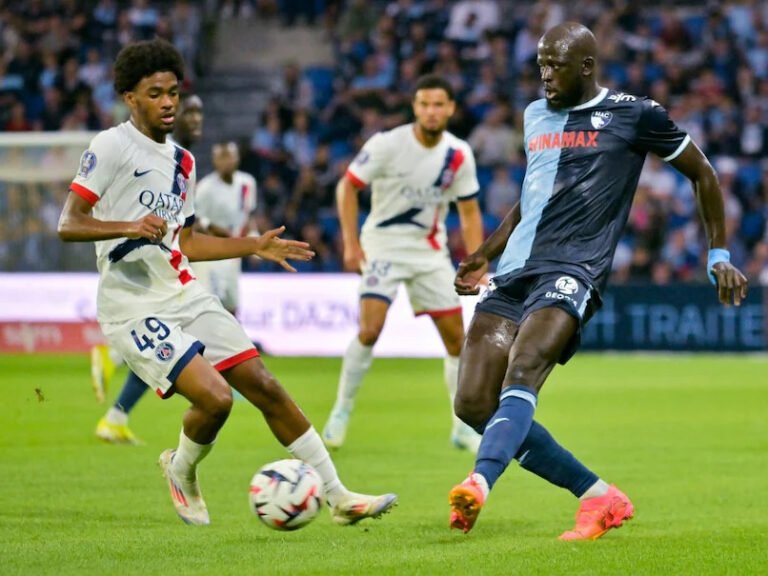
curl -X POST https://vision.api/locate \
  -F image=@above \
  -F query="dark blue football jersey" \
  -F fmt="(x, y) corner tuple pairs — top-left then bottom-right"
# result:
(495, 88), (690, 298)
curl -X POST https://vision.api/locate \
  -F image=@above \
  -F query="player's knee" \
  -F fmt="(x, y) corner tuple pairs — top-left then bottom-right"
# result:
(357, 327), (381, 346)
(454, 393), (493, 430)
(507, 349), (555, 388)
(251, 365), (288, 405)
(206, 384), (233, 421)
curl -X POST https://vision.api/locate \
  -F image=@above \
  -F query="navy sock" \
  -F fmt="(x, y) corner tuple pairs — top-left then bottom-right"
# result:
(515, 421), (599, 497)
(114, 371), (149, 414)
(474, 385), (537, 490)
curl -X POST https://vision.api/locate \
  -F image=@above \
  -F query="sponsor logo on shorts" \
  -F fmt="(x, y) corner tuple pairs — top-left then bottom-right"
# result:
(366, 276), (379, 287)
(155, 341), (175, 362)
(555, 276), (579, 295)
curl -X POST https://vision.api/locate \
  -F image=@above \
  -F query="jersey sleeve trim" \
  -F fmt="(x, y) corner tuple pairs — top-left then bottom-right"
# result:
(456, 190), (480, 202)
(184, 215), (196, 228)
(662, 134), (691, 162)
(70, 182), (99, 205)
(345, 169), (367, 189)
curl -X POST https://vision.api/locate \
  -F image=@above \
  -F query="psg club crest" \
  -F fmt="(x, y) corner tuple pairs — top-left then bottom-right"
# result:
(590, 111), (613, 130)
(77, 150), (97, 179)
(155, 341), (175, 362)
(176, 173), (187, 194)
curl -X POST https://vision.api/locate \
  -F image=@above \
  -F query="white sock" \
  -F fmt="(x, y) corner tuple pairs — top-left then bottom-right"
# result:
(172, 429), (214, 482)
(108, 347), (125, 367)
(288, 426), (349, 506)
(580, 479), (610, 500)
(105, 406), (128, 425)
(469, 472), (490, 499)
(332, 337), (373, 413)
(444, 354), (463, 429)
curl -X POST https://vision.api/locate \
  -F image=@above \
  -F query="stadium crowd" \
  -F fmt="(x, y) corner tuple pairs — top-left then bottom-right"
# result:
(2, 0), (768, 286)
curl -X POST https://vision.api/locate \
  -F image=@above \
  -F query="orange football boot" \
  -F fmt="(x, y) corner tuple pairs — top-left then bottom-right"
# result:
(559, 485), (634, 541)
(449, 475), (487, 533)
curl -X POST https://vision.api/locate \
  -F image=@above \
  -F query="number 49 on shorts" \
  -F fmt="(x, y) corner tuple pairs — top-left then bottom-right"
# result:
(131, 317), (171, 352)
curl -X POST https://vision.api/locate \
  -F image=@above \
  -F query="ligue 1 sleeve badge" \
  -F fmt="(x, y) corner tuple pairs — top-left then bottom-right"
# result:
(77, 150), (97, 179)
(155, 341), (175, 362)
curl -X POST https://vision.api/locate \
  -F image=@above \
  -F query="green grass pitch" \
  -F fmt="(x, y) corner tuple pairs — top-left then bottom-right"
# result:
(1, 353), (766, 575)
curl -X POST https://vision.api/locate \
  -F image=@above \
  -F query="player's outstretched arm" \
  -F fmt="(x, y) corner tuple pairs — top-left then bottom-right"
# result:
(180, 225), (314, 272)
(669, 143), (748, 306)
(58, 191), (168, 243)
(455, 201), (521, 295)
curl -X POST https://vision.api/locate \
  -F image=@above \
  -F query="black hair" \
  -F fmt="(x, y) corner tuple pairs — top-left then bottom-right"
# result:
(113, 39), (185, 94)
(413, 74), (455, 101)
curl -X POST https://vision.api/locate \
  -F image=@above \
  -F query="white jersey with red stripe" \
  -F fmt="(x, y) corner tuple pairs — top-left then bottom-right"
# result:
(70, 120), (202, 323)
(347, 123), (479, 257)
(195, 170), (257, 236)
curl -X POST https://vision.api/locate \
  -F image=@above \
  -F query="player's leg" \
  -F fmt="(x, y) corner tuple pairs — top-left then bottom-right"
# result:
(323, 258), (399, 448)
(90, 343), (126, 402)
(409, 258), (483, 451)
(159, 352), (233, 526)
(451, 311), (607, 498)
(450, 307), (578, 533)
(95, 371), (148, 445)
(430, 311), (483, 452)
(226, 359), (396, 525)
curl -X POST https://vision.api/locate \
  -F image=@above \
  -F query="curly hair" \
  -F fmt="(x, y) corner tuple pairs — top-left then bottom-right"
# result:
(413, 74), (455, 101)
(113, 39), (185, 94)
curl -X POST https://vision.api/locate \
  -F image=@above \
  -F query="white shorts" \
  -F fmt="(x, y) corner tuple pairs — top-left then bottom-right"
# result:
(359, 252), (461, 316)
(100, 289), (258, 399)
(192, 259), (241, 312)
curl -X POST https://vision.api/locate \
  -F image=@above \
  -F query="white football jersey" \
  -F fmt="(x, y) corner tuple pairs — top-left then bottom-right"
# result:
(70, 120), (201, 323)
(347, 123), (479, 255)
(195, 170), (257, 236)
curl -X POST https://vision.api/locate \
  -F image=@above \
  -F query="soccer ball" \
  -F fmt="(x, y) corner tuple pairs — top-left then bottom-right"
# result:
(249, 459), (325, 531)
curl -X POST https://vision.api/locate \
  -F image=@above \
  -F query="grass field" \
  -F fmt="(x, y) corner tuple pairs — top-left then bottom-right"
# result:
(1, 353), (766, 575)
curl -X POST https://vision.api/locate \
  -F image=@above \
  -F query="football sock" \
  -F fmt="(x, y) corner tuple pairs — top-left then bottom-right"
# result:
(173, 429), (214, 481)
(516, 421), (601, 498)
(287, 427), (347, 505)
(105, 406), (128, 426)
(114, 371), (149, 415)
(332, 337), (373, 413)
(443, 354), (463, 429)
(474, 385), (537, 490)
(580, 479), (610, 500)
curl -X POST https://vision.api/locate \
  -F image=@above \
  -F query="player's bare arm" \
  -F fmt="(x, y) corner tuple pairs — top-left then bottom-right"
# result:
(179, 225), (314, 272)
(336, 175), (366, 272)
(58, 192), (168, 243)
(456, 197), (483, 255)
(669, 143), (748, 306)
(455, 201), (521, 295)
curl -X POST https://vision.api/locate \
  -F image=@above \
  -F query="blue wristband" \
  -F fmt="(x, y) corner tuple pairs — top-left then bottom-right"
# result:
(707, 248), (730, 285)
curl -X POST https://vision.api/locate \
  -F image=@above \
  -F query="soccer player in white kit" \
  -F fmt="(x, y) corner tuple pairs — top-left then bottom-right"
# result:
(58, 39), (396, 526)
(192, 141), (257, 315)
(322, 75), (485, 453)
(89, 92), (205, 445)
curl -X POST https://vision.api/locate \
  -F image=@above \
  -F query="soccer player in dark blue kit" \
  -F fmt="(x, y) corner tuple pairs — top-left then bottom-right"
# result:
(447, 22), (749, 539)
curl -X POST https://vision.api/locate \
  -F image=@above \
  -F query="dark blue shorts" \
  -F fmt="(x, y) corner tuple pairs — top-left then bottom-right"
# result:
(475, 272), (597, 364)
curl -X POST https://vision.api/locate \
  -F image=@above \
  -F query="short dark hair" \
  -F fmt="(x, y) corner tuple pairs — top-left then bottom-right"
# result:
(413, 74), (455, 101)
(114, 39), (185, 94)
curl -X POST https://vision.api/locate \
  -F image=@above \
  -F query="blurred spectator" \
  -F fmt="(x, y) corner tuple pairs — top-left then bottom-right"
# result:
(485, 165), (520, 220)
(468, 106), (522, 167)
(445, 0), (499, 43)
